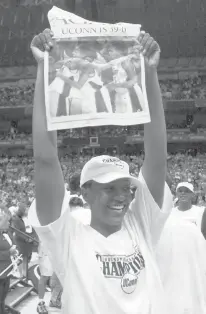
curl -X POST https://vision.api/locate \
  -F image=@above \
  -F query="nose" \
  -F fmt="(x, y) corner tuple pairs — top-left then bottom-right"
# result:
(113, 194), (126, 202)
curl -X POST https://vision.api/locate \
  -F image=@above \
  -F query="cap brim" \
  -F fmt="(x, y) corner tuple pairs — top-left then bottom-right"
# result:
(176, 186), (194, 193)
(92, 172), (140, 186)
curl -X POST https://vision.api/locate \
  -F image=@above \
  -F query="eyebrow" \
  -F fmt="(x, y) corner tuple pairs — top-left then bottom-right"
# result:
(105, 182), (131, 188)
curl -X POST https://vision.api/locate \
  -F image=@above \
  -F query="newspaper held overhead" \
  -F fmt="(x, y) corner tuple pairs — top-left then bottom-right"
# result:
(44, 6), (150, 131)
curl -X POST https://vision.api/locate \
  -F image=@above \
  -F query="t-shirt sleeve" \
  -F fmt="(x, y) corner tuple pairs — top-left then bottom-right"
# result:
(28, 190), (73, 284)
(130, 169), (173, 247)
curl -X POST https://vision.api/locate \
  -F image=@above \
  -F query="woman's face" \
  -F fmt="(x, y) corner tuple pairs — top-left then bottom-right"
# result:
(72, 45), (85, 58)
(176, 187), (194, 204)
(107, 46), (122, 60)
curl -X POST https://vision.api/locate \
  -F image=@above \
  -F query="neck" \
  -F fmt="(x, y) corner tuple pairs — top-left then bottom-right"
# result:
(90, 219), (121, 238)
(178, 201), (192, 211)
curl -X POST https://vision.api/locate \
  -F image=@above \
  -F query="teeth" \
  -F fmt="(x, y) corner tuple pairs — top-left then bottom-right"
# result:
(110, 205), (124, 210)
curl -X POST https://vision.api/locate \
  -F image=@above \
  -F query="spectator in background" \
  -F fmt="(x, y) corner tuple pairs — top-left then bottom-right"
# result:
(49, 272), (63, 310)
(9, 121), (17, 141)
(68, 172), (81, 196)
(68, 173), (87, 206)
(156, 188), (206, 313)
(173, 182), (205, 230)
(37, 242), (53, 314)
(11, 204), (34, 278)
(0, 206), (18, 314)
(70, 196), (91, 225)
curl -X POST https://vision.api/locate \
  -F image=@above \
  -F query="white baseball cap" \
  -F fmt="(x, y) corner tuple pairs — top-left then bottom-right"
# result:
(80, 155), (139, 187)
(176, 182), (194, 193)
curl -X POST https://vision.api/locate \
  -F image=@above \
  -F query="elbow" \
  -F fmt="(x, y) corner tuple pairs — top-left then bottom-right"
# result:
(201, 215), (206, 239)
(144, 143), (167, 166)
(202, 231), (206, 241)
(201, 225), (206, 240)
(34, 151), (58, 162)
(34, 154), (59, 166)
(33, 133), (58, 161)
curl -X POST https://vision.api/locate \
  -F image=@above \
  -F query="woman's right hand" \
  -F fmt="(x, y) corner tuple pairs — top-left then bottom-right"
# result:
(30, 29), (54, 64)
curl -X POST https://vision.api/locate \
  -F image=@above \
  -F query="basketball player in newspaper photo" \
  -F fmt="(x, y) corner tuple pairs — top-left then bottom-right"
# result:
(29, 28), (173, 314)
(48, 37), (145, 118)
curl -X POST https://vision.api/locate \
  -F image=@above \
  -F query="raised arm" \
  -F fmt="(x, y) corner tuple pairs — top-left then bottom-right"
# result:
(92, 55), (131, 72)
(139, 32), (166, 208)
(30, 29), (65, 225)
(57, 70), (89, 89)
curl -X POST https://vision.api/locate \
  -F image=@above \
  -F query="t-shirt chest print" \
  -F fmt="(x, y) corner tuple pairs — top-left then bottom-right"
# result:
(95, 246), (145, 294)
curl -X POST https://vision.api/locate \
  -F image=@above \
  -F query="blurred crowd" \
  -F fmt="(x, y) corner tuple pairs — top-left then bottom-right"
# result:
(160, 75), (206, 100)
(0, 122), (205, 142)
(0, 75), (205, 140)
(0, 118), (205, 142)
(0, 75), (205, 207)
(0, 152), (206, 210)
(0, 75), (206, 108)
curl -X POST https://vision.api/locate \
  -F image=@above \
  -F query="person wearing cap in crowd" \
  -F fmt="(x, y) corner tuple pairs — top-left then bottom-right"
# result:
(173, 181), (206, 231)
(0, 206), (18, 314)
(156, 181), (206, 313)
(28, 29), (173, 314)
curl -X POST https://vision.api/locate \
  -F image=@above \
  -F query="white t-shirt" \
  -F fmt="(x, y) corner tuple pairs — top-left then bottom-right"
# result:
(156, 214), (206, 314)
(49, 66), (73, 94)
(172, 205), (205, 228)
(29, 171), (173, 314)
(70, 207), (91, 225)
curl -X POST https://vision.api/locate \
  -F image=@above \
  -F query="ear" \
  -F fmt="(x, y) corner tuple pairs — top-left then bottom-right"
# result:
(81, 187), (90, 205)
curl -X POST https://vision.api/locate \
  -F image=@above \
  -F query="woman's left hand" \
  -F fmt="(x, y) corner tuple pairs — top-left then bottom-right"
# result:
(138, 31), (161, 68)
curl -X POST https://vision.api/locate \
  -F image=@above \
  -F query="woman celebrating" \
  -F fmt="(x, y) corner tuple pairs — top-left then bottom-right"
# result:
(0, 206), (18, 314)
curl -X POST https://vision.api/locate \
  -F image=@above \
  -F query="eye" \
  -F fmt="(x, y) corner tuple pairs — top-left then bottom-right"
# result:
(123, 187), (131, 193)
(104, 186), (114, 192)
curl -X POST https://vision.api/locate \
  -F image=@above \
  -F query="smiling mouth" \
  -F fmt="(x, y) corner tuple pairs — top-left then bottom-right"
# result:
(179, 196), (189, 200)
(108, 205), (126, 212)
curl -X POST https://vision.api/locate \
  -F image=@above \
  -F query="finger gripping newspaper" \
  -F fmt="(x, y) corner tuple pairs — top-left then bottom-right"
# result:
(44, 6), (150, 131)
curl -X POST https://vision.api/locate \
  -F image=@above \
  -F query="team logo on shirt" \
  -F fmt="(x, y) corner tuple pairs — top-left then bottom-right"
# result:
(96, 246), (145, 294)
(186, 218), (197, 225)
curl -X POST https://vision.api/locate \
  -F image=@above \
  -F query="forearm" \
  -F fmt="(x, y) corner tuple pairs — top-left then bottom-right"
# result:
(141, 67), (166, 207)
(115, 78), (137, 89)
(58, 74), (81, 89)
(33, 63), (57, 160)
(144, 68), (167, 166)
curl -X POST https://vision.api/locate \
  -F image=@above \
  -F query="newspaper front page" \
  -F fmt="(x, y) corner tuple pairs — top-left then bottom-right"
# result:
(44, 6), (150, 131)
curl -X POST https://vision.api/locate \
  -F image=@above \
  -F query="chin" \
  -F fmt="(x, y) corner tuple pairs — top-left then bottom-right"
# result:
(107, 217), (124, 227)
